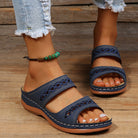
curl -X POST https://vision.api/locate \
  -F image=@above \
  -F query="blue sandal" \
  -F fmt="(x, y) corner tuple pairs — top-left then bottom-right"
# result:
(21, 75), (112, 133)
(90, 45), (127, 95)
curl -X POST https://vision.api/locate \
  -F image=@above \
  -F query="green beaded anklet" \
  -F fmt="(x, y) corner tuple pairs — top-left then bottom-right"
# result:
(23, 52), (60, 62)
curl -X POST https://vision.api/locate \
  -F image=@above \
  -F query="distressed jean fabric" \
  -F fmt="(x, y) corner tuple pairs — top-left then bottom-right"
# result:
(12, 0), (126, 39)
(12, 0), (55, 38)
(93, 0), (126, 13)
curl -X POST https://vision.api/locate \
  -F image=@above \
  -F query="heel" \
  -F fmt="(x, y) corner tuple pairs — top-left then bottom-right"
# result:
(21, 99), (42, 116)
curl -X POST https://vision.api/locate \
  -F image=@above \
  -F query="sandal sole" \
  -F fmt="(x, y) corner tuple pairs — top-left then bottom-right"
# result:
(90, 86), (126, 95)
(21, 99), (112, 134)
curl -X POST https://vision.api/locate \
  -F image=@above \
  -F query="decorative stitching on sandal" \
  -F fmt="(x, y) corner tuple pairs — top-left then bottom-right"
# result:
(22, 94), (111, 128)
(90, 67), (126, 91)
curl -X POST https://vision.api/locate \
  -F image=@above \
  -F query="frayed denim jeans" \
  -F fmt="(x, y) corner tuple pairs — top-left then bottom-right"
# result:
(12, 0), (126, 39)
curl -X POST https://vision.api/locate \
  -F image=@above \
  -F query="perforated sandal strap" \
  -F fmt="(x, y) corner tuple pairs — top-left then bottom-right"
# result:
(53, 96), (103, 124)
(21, 75), (76, 107)
(91, 45), (122, 64)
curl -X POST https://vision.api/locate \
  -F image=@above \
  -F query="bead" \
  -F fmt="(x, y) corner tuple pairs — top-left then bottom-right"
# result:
(24, 51), (60, 62)
(48, 55), (52, 60)
(44, 57), (48, 60)
(55, 54), (58, 58)
(52, 54), (55, 58)
(56, 52), (60, 56)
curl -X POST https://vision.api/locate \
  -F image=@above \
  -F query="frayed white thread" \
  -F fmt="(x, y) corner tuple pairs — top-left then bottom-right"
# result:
(93, 0), (106, 9)
(93, 0), (126, 13)
(15, 26), (56, 39)
(39, 0), (56, 32)
(15, 0), (56, 39)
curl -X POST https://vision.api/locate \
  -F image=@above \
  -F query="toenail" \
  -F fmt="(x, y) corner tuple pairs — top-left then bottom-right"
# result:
(89, 118), (93, 122)
(94, 118), (99, 121)
(97, 80), (102, 82)
(116, 81), (120, 84)
(82, 119), (86, 123)
(100, 113), (107, 118)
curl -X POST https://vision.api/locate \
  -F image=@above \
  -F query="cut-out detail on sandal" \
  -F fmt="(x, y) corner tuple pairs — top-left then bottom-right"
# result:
(91, 45), (122, 64)
(39, 78), (73, 101)
(64, 99), (93, 118)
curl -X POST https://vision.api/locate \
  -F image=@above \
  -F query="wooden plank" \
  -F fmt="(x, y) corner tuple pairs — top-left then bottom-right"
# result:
(0, 23), (137, 52)
(0, 51), (138, 137)
(51, 5), (138, 23)
(0, 0), (137, 7)
(0, 107), (137, 137)
(0, 4), (138, 25)
(52, 0), (138, 5)
(0, 24), (138, 138)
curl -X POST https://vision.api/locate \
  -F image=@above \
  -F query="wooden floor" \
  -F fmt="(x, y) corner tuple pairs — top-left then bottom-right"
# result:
(0, 23), (138, 138)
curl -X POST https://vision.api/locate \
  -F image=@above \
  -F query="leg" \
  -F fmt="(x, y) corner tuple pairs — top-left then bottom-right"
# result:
(12, 0), (109, 124)
(92, 8), (124, 87)
(23, 33), (109, 123)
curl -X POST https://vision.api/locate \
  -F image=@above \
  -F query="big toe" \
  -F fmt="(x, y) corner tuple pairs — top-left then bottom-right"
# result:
(78, 108), (109, 124)
(93, 108), (109, 122)
(93, 78), (104, 87)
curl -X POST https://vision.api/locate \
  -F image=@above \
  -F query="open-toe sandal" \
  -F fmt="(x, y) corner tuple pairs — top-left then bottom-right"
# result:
(21, 75), (112, 134)
(90, 45), (127, 95)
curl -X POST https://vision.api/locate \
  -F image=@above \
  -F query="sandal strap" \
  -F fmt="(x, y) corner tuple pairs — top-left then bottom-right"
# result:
(52, 96), (103, 124)
(21, 75), (76, 107)
(91, 45), (122, 64)
(90, 66), (127, 91)
(22, 93), (112, 128)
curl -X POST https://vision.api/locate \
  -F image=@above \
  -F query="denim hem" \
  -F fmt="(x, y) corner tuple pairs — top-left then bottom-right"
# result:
(93, 0), (126, 13)
(15, 26), (56, 39)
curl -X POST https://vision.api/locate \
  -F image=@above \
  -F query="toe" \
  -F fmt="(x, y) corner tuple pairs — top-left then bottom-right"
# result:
(81, 111), (90, 123)
(78, 115), (87, 123)
(99, 113), (109, 122)
(120, 77), (124, 83)
(109, 77), (115, 87)
(93, 78), (104, 87)
(86, 110), (95, 123)
(103, 78), (110, 87)
(93, 108), (109, 122)
(114, 77), (121, 86)
(87, 109), (100, 123)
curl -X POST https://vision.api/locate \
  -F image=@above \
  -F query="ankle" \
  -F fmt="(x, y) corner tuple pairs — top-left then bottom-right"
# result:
(28, 60), (64, 79)
(94, 24), (117, 47)
(23, 60), (64, 92)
